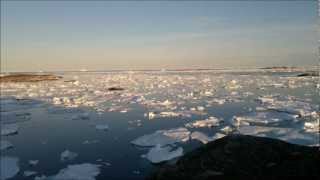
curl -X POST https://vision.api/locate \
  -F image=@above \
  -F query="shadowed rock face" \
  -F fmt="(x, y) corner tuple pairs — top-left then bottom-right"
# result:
(147, 135), (320, 180)
(297, 72), (319, 77)
(0, 74), (62, 82)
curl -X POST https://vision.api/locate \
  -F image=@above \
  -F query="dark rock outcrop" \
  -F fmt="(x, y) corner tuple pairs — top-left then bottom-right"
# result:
(0, 74), (62, 83)
(297, 72), (319, 77)
(148, 135), (320, 180)
(108, 87), (125, 91)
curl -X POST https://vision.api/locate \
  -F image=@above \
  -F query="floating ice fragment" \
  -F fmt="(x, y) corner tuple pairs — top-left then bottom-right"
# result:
(131, 127), (190, 147)
(60, 150), (78, 161)
(23, 171), (37, 177)
(232, 111), (297, 126)
(190, 131), (213, 144)
(95, 124), (109, 131)
(1, 124), (18, 136)
(185, 116), (220, 128)
(220, 126), (234, 134)
(0, 156), (19, 180)
(29, 160), (39, 166)
(145, 144), (183, 163)
(304, 119), (319, 133)
(0, 140), (13, 151)
(82, 140), (99, 145)
(148, 111), (183, 119)
(34, 175), (47, 180)
(52, 163), (100, 180)
(190, 131), (225, 144)
(238, 125), (318, 145)
(196, 106), (205, 111)
(0, 112), (31, 124)
(71, 113), (90, 120)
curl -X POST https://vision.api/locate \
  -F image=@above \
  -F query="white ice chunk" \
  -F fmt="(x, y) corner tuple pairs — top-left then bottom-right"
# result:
(0, 156), (19, 180)
(29, 160), (39, 166)
(0, 140), (13, 151)
(232, 111), (297, 126)
(304, 119), (319, 133)
(131, 127), (190, 147)
(60, 150), (78, 161)
(1, 124), (18, 136)
(72, 113), (90, 120)
(23, 171), (37, 177)
(95, 124), (109, 131)
(52, 163), (100, 180)
(145, 144), (183, 163)
(190, 131), (213, 144)
(238, 125), (318, 145)
(185, 116), (220, 128)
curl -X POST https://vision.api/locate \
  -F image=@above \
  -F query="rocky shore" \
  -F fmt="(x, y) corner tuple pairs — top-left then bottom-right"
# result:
(148, 135), (320, 180)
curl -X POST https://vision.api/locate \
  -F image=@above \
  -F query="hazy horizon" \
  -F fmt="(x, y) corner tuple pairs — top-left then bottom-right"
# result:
(1, 1), (318, 72)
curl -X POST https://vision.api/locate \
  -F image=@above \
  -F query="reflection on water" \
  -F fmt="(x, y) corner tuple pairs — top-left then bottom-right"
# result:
(1, 70), (319, 179)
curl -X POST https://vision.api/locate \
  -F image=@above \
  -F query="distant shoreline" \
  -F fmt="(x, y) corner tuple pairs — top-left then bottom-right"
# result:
(1, 66), (318, 74)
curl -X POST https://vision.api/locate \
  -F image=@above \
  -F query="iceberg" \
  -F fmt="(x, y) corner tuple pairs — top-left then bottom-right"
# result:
(145, 144), (183, 163)
(0, 156), (19, 180)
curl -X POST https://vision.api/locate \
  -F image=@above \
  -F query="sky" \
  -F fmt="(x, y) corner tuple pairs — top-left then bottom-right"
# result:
(0, 1), (318, 72)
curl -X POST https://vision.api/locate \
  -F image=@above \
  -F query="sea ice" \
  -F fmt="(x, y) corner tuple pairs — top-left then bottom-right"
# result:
(238, 125), (318, 145)
(232, 111), (298, 126)
(23, 171), (37, 177)
(60, 150), (78, 161)
(0, 156), (19, 180)
(131, 127), (190, 147)
(95, 124), (109, 131)
(1, 124), (18, 136)
(0, 140), (13, 151)
(71, 113), (90, 120)
(190, 131), (226, 144)
(29, 160), (39, 166)
(190, 131), (213, 144)
(304, 120), (319, 133)
(0, 112), (31, 124)
(145, 144), (183, 163)
(185, 116), (220, 128)
(51, 163), (100, 180)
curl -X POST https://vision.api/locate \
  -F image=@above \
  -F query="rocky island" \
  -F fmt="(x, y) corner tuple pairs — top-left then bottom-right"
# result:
(148, 135), (320, 179)
(0, 74), (62, 83)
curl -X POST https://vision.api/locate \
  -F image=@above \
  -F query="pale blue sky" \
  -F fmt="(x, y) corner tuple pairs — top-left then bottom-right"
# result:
(1, 1), (318, 72)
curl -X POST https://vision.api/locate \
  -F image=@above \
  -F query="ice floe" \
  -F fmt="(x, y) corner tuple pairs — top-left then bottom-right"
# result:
(60, 150), (78, 161)
(0, 156), (19, 180)
(51, 163), (100, 180)
(1, 124), (18, 136)
(29, 160), (39, 166)
(95, 124), (109, 131)
(0, 140), (13, 151)
(23, 170), (37, 177)
(238, 125), (318, 145)
(232, 111), (298, 126)
(131, 127), (190, 147)
(191, 131), (226, 144)
(185, 116), (220, 128)
(145, 144), (183, 163)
